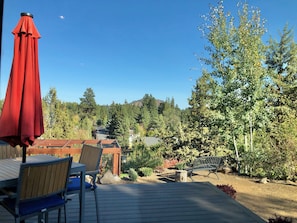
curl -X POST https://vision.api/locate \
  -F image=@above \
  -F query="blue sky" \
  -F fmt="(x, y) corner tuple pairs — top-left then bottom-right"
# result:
(1, 0), (297, 109)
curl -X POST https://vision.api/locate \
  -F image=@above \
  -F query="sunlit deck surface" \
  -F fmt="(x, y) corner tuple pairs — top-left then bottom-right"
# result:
(0, 182), (265, 223)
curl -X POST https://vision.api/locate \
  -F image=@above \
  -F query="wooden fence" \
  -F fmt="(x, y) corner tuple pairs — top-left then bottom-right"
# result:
(0, 139), (122, 175)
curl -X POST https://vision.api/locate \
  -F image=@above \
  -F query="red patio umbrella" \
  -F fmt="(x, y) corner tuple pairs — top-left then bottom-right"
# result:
(0, 12), (44, 163)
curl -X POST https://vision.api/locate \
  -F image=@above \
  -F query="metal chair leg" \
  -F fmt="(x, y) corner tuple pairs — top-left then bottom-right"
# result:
(94, 189), (99, 222)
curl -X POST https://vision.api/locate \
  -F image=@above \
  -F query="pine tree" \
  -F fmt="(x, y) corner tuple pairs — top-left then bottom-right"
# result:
(79, 88), (97, 119)
(266, 24), (297, 121)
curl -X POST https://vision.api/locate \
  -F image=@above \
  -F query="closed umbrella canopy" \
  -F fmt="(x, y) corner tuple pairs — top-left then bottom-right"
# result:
(0, 12), (44, 162)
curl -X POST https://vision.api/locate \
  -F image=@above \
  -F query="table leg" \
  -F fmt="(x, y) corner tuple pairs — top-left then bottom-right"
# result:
(79, 170), (85, 223)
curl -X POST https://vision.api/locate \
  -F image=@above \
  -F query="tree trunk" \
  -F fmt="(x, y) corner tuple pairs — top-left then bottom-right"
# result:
(233, 135), (240, 173)
(244, 134), (248, 152)
(249, 116), (253, 152)
(233, 135), (239, 161)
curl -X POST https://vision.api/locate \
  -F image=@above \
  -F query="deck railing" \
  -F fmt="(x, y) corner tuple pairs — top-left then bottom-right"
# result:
(0, 139), (122, 175)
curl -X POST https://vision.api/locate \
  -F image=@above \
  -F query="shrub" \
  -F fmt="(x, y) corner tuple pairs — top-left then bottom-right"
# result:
(139, 167), (153, 177)
(216, 184), (236, 199)
(268, 215), (292, 223)
(176, 146), (199, 164)
(175, 162), (186, 170)
(119, 173), (129, 179)
(128, 168), (138, 181)
(124, 144), (163, 172)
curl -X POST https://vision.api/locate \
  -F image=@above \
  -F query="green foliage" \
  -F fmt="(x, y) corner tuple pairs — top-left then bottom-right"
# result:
(240, 117), (297, 180)
(123, 143), (163, 172)
(42, 89), (183, 150)
(128, 168), (138, 181)
(107, 103), (131, 147)
(161, 123), (202, 163)
(176, 146), (199, 165)
(186, 1), (297, 181)
(196, 1), (268, 161)
(79, 88), (97, 119)
(101, 154), (114, 175)
(43, 88), (76, 139)
(96, 105), (109, 126)
(175, 162), (186, 170)
(240, 150), (268, 177)
(0, 99), (3, 110)
(119, 173), (129, 179)
(139, 167), (153, 177)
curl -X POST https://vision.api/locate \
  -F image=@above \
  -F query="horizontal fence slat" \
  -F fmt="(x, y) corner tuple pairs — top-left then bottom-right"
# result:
(27, 148), (82, 156)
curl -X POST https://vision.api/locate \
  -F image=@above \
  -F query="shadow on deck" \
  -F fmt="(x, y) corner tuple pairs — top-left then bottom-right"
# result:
(0, 182), (266, 223)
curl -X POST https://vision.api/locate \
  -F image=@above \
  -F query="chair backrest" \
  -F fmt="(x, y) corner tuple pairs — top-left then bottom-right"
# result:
(79, 144), (102, 172)
(17, 157), (72, 202)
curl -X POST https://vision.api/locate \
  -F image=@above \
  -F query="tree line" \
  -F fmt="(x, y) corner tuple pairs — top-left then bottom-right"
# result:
(40, 88), (184, 148)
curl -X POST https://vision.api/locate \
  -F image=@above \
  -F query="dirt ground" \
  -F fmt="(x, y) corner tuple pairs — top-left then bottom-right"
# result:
(132, 169), (297, 223)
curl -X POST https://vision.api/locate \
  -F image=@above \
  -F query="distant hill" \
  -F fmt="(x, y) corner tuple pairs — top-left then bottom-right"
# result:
(130, 99), (164, 107)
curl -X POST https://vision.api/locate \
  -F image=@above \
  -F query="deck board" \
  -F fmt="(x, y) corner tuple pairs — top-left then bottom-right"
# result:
(0, 182), (266, 223)
(97, 182), (265, 223)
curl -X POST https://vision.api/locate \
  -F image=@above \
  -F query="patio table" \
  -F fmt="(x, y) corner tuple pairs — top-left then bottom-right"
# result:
(0, 155), (86, 223)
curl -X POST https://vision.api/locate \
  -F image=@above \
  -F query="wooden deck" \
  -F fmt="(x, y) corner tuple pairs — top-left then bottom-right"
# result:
(0, 182), (266, 223)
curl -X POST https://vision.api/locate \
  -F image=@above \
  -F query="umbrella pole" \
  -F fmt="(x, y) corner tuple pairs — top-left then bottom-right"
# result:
(22, 145), (27, 163)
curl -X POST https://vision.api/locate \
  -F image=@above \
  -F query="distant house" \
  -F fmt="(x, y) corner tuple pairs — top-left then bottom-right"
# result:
(128, 131), (162, 147)
(93, 126), (109, 140)
(143, 137), (162, 146)
(98, 139), (121, 148)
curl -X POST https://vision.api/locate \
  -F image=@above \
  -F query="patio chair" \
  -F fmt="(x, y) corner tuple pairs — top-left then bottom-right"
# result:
(0, 157), (72, 223)
(0, 191), (8, 202)
(67, 144), (103, 222)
